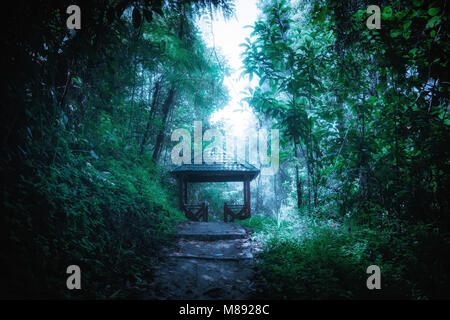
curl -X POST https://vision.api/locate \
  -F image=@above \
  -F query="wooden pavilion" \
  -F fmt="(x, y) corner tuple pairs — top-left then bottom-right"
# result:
(170, 151), (260, 222)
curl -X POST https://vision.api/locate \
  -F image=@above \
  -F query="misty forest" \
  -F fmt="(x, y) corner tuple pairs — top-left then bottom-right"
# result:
(1, 0), (449, 299)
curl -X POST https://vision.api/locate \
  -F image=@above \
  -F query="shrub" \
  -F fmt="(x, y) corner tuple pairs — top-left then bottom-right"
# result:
(1, 145), (184, 299)
(252, 219), (450, 299)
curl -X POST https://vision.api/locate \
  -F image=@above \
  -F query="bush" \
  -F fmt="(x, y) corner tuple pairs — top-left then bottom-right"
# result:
(0, 143), (184, 299)
(252, 219), (450, 299)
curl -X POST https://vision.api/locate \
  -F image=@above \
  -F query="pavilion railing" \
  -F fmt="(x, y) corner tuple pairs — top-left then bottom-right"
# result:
(223, 203), (250, 222)
(182, 202), (208, 222)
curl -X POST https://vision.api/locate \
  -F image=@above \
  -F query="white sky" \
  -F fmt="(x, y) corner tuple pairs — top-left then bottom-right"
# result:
(196, 0), (261, 138)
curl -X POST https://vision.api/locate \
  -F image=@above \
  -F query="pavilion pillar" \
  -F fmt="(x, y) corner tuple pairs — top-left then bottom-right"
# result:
(183, 180), (188, 205)
(243, 181), (246, 206)
(178, 178), (183, 209)
(244, 179), (251, 215)
(179, 177), (188, 209)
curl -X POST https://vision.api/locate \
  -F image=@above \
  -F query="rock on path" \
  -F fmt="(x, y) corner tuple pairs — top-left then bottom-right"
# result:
(144, 221), (256, 300)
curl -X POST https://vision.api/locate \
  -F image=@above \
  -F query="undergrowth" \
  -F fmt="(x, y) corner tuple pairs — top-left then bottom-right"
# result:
(1, 136), (184, 299)
(239, 211), (450, 300)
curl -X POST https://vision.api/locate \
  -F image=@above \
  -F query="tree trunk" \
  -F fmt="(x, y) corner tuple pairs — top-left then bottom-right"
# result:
(140, 79), (161, 154)
(152, 85), (175, 162)
(293, 139), (303, 208)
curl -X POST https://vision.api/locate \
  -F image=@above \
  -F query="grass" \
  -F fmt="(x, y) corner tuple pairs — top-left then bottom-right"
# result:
(238, 209), (450, 300)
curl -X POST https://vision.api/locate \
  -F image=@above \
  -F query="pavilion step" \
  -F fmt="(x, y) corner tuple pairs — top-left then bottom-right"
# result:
(166, 238), (253, 259)
(166, 253), (253, 261)
(176, 221), (247, 241)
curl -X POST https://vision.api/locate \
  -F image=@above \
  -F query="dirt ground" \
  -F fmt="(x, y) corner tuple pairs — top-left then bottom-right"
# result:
(142, 221), (259, 300)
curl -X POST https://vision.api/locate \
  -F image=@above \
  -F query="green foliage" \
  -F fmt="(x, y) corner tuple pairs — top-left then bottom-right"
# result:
(242, 0), (449, 300)
(253, 219), (450, 299)
(1, 0), (231, 298)
(236, 215), (278, 233)
(242, 0), (449, 227)
(1, 136), (185, 298)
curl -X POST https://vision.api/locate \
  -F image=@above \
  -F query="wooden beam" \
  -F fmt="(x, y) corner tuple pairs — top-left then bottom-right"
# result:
(247, 180), (251, 216)
(243, 181), (247, 206)
(244, 180), (250, 216)
(178, 177), (184, 210)
(183, 180), (188, 204)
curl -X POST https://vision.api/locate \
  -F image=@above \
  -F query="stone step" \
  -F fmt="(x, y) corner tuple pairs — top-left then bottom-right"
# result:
(166, 253), (253, 261)
(144, 221), (255, 300)
(167, 238), (254, 261)
(176, 221), (247, 241)
(174, 239), (250, 255)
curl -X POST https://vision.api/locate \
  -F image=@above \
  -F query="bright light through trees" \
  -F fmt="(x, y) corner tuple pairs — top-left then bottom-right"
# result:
(197, 0), (260, 140)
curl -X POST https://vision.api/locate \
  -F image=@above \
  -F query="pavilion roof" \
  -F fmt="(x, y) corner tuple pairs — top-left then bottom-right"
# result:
(170, 148), (260, 182)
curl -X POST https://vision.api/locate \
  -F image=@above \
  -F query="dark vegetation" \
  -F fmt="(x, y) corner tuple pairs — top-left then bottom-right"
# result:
(1, 0), (231, 298)
(239, 0), (450, 299)
(1, 0), (449, 299)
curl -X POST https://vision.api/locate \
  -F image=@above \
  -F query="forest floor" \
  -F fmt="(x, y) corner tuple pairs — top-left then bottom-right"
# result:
(142, 221), (259, 299)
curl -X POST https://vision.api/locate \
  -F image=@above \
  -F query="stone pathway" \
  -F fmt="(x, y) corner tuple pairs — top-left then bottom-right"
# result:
(144, 221), (257, 300)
